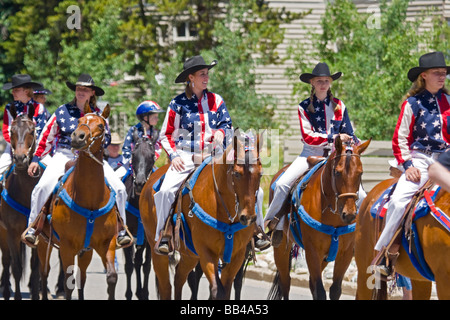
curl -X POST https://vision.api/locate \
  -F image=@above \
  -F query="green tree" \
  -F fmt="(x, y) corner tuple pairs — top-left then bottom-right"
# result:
(287, 0), (450, 140)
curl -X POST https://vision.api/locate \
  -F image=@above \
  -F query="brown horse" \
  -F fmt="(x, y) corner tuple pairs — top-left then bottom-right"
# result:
(355, 176), (450, 299)
(140, 131), (262, 299)
(269, 137), (371, 300)
(0, 105), (41, 300)
(36, 103), (119, 300)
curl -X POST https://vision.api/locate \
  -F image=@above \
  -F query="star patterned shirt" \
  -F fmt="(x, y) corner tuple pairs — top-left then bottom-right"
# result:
(393, 89), (450, 170)
(160, 90), (232, 160)
(32, 103), (111, 162)
(298, 95), (359, 147)
(122, 122), (162, 166)
(2, 99), (50, 144)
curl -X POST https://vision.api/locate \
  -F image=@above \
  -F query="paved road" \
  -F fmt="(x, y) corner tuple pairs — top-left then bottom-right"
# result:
(8, 247), (354, 300)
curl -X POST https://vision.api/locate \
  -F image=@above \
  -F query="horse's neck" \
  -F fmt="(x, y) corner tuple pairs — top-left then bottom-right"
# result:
(72, 152), (106, 198)
(209, 162), (235, 219)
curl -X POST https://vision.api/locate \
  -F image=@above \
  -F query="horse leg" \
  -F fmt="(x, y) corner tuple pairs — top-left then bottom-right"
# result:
(219, 251), (248, 300)
(59, 247), (76, 300)
(410, 279), (432, 300)
(187, 263), (203, 300)
(7, 235), (24, 300)
(29, 248), (41, 300)
(233, 258), (247, 300)
(0, 246), (11, 300)
(152, 254), (171, 299)
(174, 256), (199, 300)
(434, 274), (450, 300)
(198, 251), (223, 300)
(141, 242), (151, 300)
(77, 250), (93, 300)
(102, 239), (118, 300)
(272, 232), (292, 300)
(329, 241), (354, 300)
(134, 245), (145, 299)
(304, 244), (326, 300)
(123, 245), (134, 300)
(55, 254), (65, 298)
(36, 240), (52, 300)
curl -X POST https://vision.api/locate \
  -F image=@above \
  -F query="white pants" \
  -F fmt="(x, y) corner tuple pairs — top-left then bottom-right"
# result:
(264, 145), (367, 230)
(0, 144), (12, 177)
(28, 148), (127, 225)
(374, 151), (437, 251)
(154, 150), (264, 241)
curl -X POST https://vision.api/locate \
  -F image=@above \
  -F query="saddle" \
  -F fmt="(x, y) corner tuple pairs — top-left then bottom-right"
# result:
(267, 156), (326, 232)
(371, 180), (435, 277)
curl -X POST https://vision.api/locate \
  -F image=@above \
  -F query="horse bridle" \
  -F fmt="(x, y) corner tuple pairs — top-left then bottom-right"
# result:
(321, 150), (361, 214)
(75, 113), (106, 166)
(211, 146), (261, 223)
(11, 116), (37, 175)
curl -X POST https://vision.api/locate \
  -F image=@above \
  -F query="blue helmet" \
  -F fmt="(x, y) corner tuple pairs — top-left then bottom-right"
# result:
(136, 100), (164, 121)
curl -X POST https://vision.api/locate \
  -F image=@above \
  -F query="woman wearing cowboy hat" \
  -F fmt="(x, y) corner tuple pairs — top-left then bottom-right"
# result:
(264, 62), (362, 245)
(117, 100), (165, 179)
(0, 74), (50, 176)
(374, 51), (450, 276)
(23, 73), (131, 247)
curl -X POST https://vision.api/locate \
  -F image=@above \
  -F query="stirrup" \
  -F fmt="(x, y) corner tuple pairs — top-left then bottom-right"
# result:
(21, 227), (39, 248)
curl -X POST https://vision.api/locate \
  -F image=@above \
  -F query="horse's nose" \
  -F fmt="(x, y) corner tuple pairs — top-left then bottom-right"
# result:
(13, 154), (27, 166)
(239, 213), (256, 226)
(341, 211), (357, 224)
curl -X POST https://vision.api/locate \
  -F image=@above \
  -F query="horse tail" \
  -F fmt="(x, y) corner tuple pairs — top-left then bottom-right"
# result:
(267, 246), (293, 300)
(372, 280), (388, 300)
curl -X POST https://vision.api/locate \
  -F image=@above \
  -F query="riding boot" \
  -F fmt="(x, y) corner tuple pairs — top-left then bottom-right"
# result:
(254, 225), (271, 251)
(156, 216), (174, 255)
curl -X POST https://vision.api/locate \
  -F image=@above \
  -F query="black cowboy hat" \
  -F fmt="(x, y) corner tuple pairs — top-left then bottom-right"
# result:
(33, 84), (52, 95)
(66, 73), (105, 96)
(407, 51), (450, 82)
(2, 74), (42, 90)
(175, 55), (218, 84)
(299, 62), (342, 84)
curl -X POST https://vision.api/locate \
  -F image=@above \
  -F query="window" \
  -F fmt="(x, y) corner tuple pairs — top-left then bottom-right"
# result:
(173, 21), (198, 42)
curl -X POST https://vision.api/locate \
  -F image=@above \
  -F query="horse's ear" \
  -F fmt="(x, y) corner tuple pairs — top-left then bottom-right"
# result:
(27, 104), (35, 120)
(132, 127), (139, 142)
(10, 104), (17, 120)
(84, 100), (91, 115)
(355, 138), (372, 155)
(334, 135), (343, 155)
(151, 129), (159, 145)
(101, 104), (110, 119)
(257, 130), (265, 155)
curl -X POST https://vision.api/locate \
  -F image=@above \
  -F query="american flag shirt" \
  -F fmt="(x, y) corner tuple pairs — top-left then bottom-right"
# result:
(393, 89), (450, 170)
(122, 122), (162, 166)
(2, 99), (50, 144)
(298, 95), (358, 147)
(160, 90), (232, 160)
(32, 103), (111, 162)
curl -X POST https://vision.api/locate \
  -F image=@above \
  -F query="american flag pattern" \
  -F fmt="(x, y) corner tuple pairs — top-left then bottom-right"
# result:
(32, 103), (110, 162)
(298, 96), (359, 147)
(159, 90), (232, 159)
(2, 99), (50, 143)
(393, 89), (450, 170)
(122, 122), (162, 166)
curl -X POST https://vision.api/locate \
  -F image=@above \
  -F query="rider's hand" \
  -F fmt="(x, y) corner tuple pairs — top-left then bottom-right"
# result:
(213, 130), (224, 147)
(339, 133), (352, 143)
(405, 166), (421, 183)
(28, 162), (39, 177)
(171, 156), (185, 172)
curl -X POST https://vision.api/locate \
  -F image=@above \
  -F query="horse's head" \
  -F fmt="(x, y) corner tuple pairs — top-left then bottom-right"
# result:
(71, 102), (110, 163)
(328, 136), (371, 224)
(225, 130), (263, 227)
(9, 104), (36, 170)
(131, 128), (158, 195)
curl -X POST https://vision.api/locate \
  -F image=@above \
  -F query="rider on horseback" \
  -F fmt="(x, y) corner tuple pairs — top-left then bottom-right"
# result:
(264, 62), (364, 246)
(374, 51), (450, 277)
(0, 74), (50, 177)
(22, 73), (132, 247)
(116, 100), (164, 179)
(155, 55), (268, 254)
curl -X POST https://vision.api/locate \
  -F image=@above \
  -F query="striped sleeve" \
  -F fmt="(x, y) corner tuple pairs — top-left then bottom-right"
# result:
(298, 105), (328, 146)
(392, 100), (415, 170)
(159, 100), (180, 160)
(32, 113), (59, 162)
(2, 106), (13, 144)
